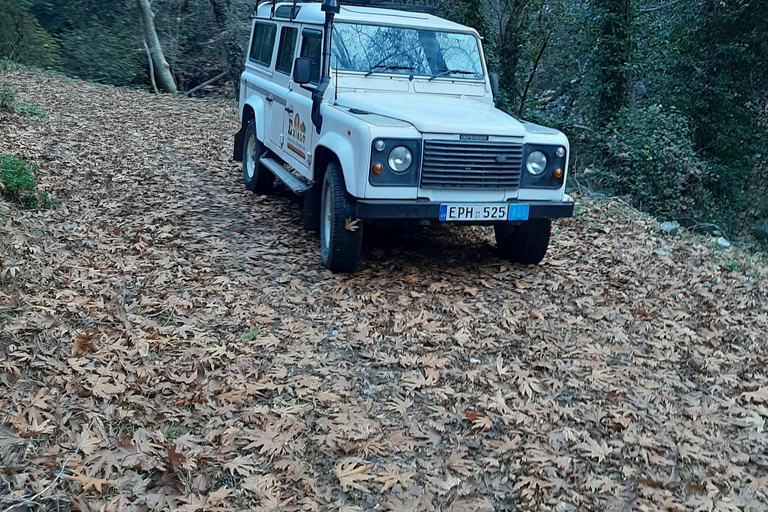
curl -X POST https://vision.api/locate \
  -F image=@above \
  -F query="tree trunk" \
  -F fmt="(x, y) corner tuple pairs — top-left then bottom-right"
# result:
(518, 29), (551, 117)
(491, 0), (529, 112)
(136, 0), (177, 93)
(208, 0), (244, 97)
(592, 0), (632, 125)
(142, 39), (159, 94)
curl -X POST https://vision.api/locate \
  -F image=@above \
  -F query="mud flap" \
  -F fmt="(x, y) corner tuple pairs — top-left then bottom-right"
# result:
(233, 124), (246, 162)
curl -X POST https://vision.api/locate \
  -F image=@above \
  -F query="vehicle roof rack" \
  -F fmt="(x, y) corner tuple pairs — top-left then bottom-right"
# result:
(255, 0), (438, 17)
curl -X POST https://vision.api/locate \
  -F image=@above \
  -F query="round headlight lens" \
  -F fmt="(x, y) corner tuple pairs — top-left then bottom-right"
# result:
(388, 146), (412, 172)
(526, 151), (548, 175)
(375, 140), (386, 152)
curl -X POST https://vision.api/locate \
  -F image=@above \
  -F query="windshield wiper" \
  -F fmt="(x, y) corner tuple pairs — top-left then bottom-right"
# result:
(365, 65), (415, 77)
(429, 69), (476, 81)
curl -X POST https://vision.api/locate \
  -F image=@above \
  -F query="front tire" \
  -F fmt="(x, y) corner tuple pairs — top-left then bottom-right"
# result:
(320, 161), (362, 273)
(495, 219), (551, 264)
(242, 120), (273, 194)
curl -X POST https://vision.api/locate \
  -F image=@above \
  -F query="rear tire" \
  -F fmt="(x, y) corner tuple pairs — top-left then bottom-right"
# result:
(495, 219), (551, 264)
(242, 120), (273, 194)
(320, 161), (362, 273)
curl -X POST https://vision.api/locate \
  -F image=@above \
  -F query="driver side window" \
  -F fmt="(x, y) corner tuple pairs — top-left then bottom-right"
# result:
(299, 30), (322, 84)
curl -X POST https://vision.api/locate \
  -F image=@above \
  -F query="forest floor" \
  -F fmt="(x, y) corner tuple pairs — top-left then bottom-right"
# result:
(1, 69), (768, 512)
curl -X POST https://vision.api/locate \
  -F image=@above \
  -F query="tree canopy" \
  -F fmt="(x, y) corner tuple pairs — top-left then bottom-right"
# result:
(2, 0), (767, 240)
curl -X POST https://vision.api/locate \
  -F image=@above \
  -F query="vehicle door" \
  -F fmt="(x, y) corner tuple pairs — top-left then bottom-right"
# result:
(283, 27), (323, 180)
(243, 21), (278, 147)
(271, 24), (299, 151)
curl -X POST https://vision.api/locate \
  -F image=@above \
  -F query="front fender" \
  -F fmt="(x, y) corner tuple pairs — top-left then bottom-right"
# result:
(242, 95), (268, 144)
(315, 132), (362, 197)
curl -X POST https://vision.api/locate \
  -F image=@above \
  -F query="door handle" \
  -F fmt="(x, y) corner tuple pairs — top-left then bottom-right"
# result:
(285, 106), (294, 113)
(265, 95), (273, 103)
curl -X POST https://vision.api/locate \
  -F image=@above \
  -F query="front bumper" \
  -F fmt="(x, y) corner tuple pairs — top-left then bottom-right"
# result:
(356, 199), (575, 220)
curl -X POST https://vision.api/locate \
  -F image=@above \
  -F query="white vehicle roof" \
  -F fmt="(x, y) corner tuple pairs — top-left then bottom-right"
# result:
(256, 2), (478, 33)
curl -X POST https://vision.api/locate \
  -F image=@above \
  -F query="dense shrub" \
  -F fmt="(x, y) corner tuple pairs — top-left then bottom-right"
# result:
(586, 105), (743, 227)
(58, 24), (145, 86)
(0, 82), (17, 110)
(0, 154), (51, 209)
(0, 0), (58, 67)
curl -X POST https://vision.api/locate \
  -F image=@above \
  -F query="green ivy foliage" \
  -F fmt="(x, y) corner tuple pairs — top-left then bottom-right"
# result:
(589, 0), (632, 126)
(0, 0), (58, 67)
(671, 0), (768, 164)
(583, 105), (742, 230)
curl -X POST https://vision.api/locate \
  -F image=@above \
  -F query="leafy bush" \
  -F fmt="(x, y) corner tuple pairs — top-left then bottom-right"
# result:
(0, 81), (17, 109)
(1, 154), (36, 193)
(0, 0), (58, 67)
(587, 105), (742, 227)
(0, 154), (51, 209)
(58, 24), (145, 86)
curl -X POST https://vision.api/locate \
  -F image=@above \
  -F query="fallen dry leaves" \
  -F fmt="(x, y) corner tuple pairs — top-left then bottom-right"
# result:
(1, 68), (768, 511)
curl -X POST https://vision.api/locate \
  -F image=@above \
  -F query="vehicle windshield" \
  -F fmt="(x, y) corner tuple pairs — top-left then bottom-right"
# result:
(331, 23), (484, 80)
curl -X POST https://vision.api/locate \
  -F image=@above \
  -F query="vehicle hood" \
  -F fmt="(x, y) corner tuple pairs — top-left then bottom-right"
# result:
(335, 93), (527, 137)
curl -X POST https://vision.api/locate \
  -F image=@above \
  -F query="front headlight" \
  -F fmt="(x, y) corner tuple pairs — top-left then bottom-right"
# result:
(388, 146), (413, 172)
(526, 151), (548, 175)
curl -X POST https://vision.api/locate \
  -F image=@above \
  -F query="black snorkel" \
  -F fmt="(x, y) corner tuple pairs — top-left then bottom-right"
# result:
(312, 0), (339, 133)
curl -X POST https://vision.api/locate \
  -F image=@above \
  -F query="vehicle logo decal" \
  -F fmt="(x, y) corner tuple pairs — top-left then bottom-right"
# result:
(287, 113), (307, 159)
(496, 155), (508, 164)
(287, 113), (307, 143)
(460, 134), (489, 141)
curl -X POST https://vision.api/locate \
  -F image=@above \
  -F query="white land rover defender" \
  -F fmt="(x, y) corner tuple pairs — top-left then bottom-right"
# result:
(234, 0), (575, 273)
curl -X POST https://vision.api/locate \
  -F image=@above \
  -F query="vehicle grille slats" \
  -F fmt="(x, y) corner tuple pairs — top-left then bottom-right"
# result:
(421, 140), (524, 189)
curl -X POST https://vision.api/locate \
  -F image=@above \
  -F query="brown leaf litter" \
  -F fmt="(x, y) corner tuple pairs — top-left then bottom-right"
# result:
(1, 69), (768, 511)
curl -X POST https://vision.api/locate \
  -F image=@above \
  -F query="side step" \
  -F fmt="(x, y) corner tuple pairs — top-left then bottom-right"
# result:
(259, 156), (312, 194)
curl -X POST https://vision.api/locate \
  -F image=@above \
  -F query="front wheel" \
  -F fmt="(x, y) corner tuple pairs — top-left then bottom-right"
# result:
(242, 120), (273, 194)
(320, 161), (362, 273)
(495, 219), (551, 264)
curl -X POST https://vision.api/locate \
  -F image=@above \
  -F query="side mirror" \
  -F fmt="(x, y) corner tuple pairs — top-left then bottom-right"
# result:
(293, 57), (312, 85)
(489, 72), (499, 98)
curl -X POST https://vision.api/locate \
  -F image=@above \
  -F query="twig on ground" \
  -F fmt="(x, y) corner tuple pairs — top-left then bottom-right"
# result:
(185, 72), (227, 97)
(0, 419), (94, 512)
(679, 217), (727, 234)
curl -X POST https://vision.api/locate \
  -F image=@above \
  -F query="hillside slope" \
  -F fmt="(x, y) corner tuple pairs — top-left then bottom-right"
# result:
(1, 69), (768, 511)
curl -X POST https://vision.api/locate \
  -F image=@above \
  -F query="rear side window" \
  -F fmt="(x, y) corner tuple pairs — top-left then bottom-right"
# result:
(300, 31), (322, 84)
(275, 26), (298, 74)
(249, 22), (276, 66)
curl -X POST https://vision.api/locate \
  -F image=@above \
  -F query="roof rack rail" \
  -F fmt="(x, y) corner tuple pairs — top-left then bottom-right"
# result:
(254, 0), (438, 16)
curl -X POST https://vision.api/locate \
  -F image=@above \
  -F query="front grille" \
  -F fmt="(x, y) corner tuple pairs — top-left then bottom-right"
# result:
(420, 140), (524, 189)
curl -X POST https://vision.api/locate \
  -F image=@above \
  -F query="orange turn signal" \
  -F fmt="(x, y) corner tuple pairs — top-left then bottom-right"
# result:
(373, 163), (383, 174)
(553, 168), (563, 179)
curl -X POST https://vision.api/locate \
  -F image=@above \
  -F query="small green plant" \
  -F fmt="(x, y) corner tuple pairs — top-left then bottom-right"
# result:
(0, 82), (16, 109)
(0, 82), (45, 117)
(166, 425), (190, 440)
(0, 59), (23, 72)
(1, 154), (36, 192)
(13, 102), (46, 118)
(0, 154), (52, 209)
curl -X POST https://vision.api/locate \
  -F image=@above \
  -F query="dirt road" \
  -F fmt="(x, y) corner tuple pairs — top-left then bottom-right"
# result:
(2, 69), (768, 511)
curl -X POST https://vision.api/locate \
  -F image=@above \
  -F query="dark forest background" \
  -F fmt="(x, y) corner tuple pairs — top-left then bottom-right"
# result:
(2, 0), (767, 242)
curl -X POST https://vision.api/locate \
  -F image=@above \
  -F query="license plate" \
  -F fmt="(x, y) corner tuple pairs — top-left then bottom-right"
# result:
(439, 203), (530, 221)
